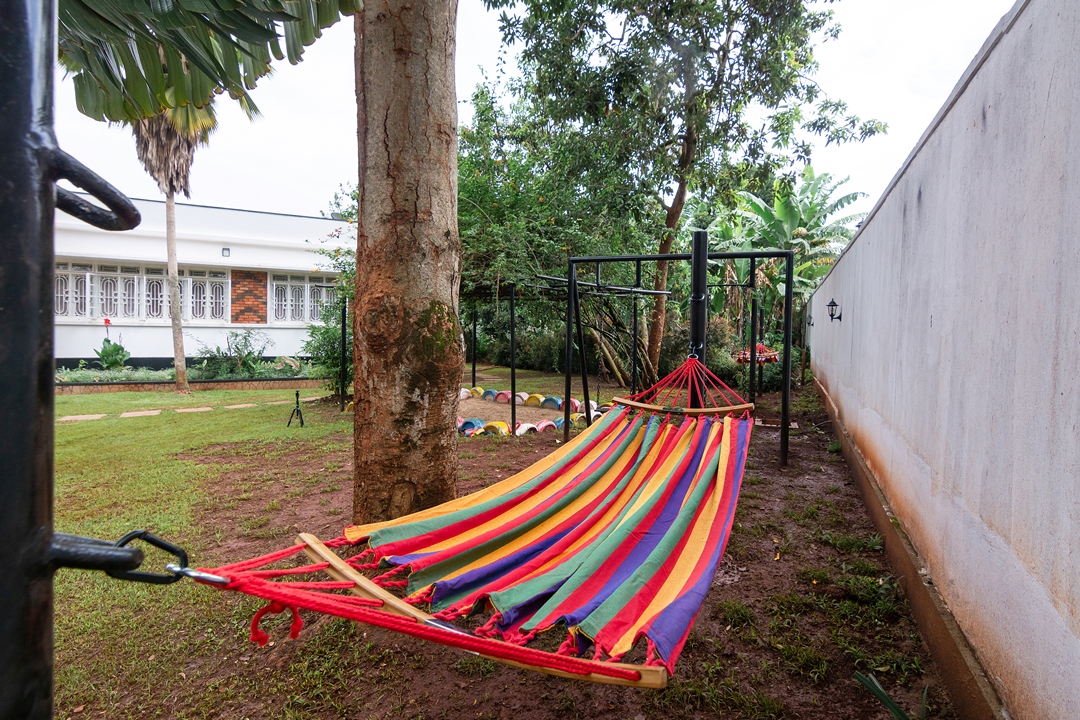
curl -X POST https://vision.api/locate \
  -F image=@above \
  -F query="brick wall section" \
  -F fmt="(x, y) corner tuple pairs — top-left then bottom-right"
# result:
(231, 270), (268, 324)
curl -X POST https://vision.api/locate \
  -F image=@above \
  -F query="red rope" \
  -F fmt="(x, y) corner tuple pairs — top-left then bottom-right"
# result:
(203, 540), (642, 682)
(627, 357), (746, 411)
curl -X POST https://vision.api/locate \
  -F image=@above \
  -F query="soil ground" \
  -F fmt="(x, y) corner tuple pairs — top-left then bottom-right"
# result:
(147, 390), (950, 720)
(54, 381), (956, 720)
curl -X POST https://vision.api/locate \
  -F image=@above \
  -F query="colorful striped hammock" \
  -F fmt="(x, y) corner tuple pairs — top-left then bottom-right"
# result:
(199, 359), (753, 689)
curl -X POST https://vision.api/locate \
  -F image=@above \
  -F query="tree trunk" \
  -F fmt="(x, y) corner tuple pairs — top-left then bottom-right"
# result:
(645, 176), (691, 371)
(353, 0), (463, 524)
(165, 191), (189, 393)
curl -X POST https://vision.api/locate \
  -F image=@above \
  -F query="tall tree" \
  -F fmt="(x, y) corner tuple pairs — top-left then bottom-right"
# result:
(486, 0), (886, 368)
(131, 103), (218, 392)
(352, 0), (463, 523)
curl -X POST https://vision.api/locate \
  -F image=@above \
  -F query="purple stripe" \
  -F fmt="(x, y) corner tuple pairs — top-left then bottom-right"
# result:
(554, 417), (713, 628)
(430, 528), (571, 607)
(646, 417), (751, 661)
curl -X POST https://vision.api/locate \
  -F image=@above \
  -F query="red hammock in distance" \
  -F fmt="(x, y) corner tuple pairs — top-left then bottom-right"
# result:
(189, 357), (754, 689)
(734, 344), (779, 366)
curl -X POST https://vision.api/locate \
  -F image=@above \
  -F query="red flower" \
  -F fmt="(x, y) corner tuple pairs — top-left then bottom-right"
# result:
(103, 318), (111, 325)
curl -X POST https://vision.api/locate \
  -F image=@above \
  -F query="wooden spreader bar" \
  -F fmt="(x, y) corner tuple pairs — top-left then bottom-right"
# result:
(298, 533), (668, 689)
(612, 397), (754, 416)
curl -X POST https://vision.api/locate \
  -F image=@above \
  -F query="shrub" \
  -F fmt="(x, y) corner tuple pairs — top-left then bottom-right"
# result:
(194, 329), (270, 379)
(93, 338), (130, 370)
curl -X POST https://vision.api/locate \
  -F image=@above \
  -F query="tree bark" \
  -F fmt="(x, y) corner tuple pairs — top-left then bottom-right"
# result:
(353, 0), (463, 523)
(165, 191), (189, 393)
(645, 175), (691, 371)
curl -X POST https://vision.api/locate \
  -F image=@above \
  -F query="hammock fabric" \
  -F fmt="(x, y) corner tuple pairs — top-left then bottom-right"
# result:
(197, 358), (753, 688)
(734, 343), (779, 365)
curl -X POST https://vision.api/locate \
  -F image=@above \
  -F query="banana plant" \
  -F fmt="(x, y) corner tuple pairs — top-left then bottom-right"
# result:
(58, 0), (361, 123)
(734, 166), (866, 335)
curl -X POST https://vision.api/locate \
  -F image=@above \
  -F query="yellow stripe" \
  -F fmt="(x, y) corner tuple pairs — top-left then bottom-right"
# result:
(343, 411), (625, 542)
(502, 422), (677, 587)
(414, 416), (634, 554)
(608, 417), (730, 657)
(612, 419), (698, 531)
(430, 424), (648, 582)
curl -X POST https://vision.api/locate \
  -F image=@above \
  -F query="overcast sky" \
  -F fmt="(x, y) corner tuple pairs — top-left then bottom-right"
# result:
(55, 0), (1018, 219)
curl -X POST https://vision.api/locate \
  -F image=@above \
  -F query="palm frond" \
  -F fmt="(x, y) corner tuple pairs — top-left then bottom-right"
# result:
(59, 0), (361, 122)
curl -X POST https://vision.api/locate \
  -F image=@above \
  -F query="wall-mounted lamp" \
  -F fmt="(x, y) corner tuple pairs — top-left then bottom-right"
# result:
(827, 298), (842, 322)
(221, 248), (231, 258)
(807, 314), (814, 327)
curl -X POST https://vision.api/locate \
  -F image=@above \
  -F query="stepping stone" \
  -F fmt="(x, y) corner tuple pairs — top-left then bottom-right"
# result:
(58, 414), (106, 422)
(224, 403), (258, 409)
(300, 397), (319, 403)
(120, 410), (161, 417)
(176, 407), (213, 413)
(265, 400), (292, 405)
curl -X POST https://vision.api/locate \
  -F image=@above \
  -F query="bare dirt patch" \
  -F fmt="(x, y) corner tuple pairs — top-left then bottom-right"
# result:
(157, 389), (955, 719)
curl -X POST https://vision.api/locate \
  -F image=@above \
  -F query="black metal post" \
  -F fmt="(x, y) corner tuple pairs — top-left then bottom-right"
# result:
(758, 305), (765, 395)
(471, 308), (477, 388)
(0, 4), (58, 712)
(574, 274), (592, 425)
(749, 289), (758, 406)
(339, 298), (348, 411)
(2, 3), (143, 715)
(632, 260), (641, 395)
(688, 230), (709, 407)
(509, 283), (516, 436)
(781, 253), (794, 466)
(563, 263), (575, 442)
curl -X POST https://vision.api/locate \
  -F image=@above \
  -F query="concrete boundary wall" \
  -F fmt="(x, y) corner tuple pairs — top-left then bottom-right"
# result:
(809, 1), (1080, 717)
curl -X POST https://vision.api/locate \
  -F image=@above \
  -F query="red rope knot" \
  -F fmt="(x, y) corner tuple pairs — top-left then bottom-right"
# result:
(405, 586), (435, 607)
(472, 613), (504, 639)
(433, 604), (470, 622)
(372, 564), (408, 584)
(249, 601), (303, 647)
(380, 579), (409, 588)
(644, 638), (664, 666)
(508, 629), (537, 646)
(556, 632), (578, 656)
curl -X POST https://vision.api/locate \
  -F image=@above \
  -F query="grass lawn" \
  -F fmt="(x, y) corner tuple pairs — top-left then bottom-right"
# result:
(463, 364), (628, 400)
(56, 387), (325, 418)
(54, 392), (351, 719)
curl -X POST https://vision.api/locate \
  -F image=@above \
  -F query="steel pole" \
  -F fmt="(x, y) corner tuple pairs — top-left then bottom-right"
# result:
(509, 284), (516, 436)
(339, 298), (347, 411)
(0, 3), (58, 713)
(471, 308), (477, 388)
(563, 263), (574, 442)
(749, 293), (758, 406)
(781, 253), (794, 466)
(688, 231), (709, 407)
(632, 260), (641, 395)
(758, 306), (765, 395)
(574, 275), (592, 425)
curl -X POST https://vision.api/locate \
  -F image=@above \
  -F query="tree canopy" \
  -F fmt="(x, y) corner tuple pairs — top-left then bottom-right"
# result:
(485, 0), (886, 364)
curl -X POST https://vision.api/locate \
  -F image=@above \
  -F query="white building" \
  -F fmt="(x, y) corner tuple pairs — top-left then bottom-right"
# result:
(54, 195), (350, 365)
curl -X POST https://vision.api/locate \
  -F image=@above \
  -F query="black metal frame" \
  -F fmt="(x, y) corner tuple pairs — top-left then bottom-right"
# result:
(561, 241), (794, 466)
(0, 2), (162, 716)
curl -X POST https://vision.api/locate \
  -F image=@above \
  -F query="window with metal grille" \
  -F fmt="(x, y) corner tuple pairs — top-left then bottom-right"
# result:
(269, 274), (337, 323)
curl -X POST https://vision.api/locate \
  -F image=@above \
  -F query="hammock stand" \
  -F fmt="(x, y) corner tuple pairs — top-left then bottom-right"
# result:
(195, 357), (753, 690)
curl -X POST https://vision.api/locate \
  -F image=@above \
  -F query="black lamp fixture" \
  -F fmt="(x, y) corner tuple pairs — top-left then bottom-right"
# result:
(827, 298), (842, 322)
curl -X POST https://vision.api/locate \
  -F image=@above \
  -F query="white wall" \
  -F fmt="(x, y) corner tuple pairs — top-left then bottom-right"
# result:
(809, 1), (1080, 716)
(55, 195), (349, 271)
(54, 196), (350, 360)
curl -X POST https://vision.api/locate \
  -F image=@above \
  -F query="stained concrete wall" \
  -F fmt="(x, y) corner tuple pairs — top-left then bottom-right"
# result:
(809, 1), (1080, 717)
